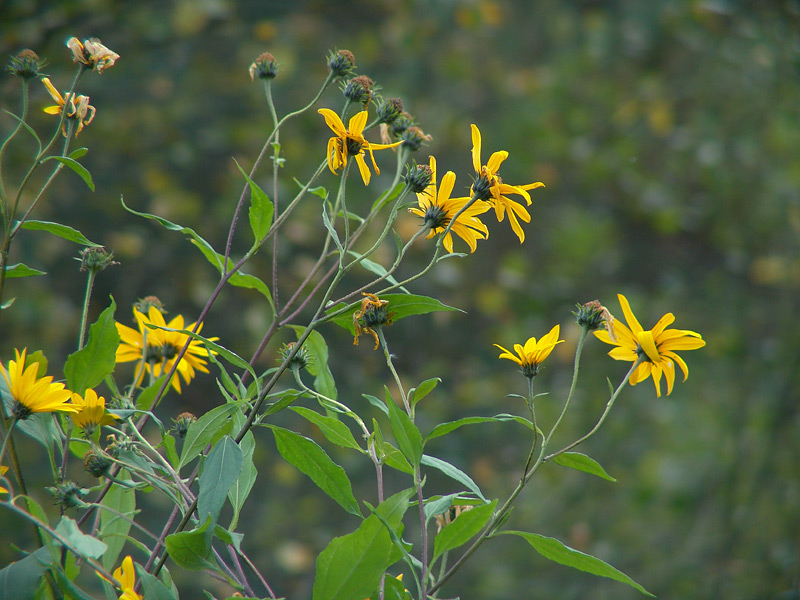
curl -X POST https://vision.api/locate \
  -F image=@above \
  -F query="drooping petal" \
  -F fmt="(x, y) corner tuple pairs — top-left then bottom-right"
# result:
(486, 150), (508, 175)
(348, 110), (369, 136)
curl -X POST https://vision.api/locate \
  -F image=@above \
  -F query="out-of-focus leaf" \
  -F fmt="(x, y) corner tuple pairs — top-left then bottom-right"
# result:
(326, 294), (462, 335)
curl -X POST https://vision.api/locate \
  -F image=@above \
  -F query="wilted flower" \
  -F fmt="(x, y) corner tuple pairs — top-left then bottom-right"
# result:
(41, 77), (96, 137)
(353, 293), (394, 350)
(66, 37), (119, 73)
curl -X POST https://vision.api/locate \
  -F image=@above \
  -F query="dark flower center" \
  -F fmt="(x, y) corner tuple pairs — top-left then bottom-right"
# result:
(345, 137), (363, 156)
(423, 205), (449, 230)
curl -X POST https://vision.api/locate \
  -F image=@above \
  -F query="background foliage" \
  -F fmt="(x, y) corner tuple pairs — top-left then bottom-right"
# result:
(1, 1), (798, 598)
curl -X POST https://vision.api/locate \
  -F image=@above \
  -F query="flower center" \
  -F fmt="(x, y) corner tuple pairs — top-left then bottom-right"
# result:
(145, 343), (180, 364)
(423, 205), (449, 230)
(472, 173), (494, 201)
(345, 136), (364, 156)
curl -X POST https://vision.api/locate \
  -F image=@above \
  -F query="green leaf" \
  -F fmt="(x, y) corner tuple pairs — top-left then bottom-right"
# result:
(263, 388), (305, 416)
(287, 326), (337, 400)
(386, 394), (422, 468)
(499, 531), (655, 596)
(228, 431), (257, 530)
(45, 156), (94, 190)
(423, 493), (462, 524)
(424, 414), (518, 444)
(179, 402), (242, 470)
(291, 406), (363, 451)
(327, 294), (463, 335)
(312, 492), (411, 600)
(0, 547), (52, 600)
(321, 209), (344, 255)
(135, 566), (180, 600)
(370, 181), (404, 212)
(100, 469), (136, 570)
(432, 500), (497, 564)
(68, 147), (88, 159)
(4, 263), (46, 278)
(54, 517), (107, 559)
(554, 452), (617, 482)
(409, 377), (440, 409)
(64, 299), (119, 394)
(234, 159), (274, 244)
(270, 425), (361, 516)
(165, 516), (215, 571)
(420, 454), (486, 501)
(121, 195), (221, 262)
(19, 220), (100, 246)
(197, 436), (244, 524)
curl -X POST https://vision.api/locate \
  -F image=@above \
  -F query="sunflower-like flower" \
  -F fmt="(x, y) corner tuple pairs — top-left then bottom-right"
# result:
(100, 555), (142, 600)
(594, 294), (706, 397)
(71, 388), (118, 436)
(495, 324), (564, 378)
(0, 348), (76, 420)
(409, 155), (490, 253)
(318, 108), (402, 185)
(115, 305), (217, 394)
(469, 124), (545, 243)
(66, 37), (119, 73)
(0, 466), (9, 495)
(41, 77), (96, 137)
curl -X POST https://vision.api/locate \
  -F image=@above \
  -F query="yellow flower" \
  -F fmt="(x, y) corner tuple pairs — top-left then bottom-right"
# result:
(71, 388), (119, 435)
(101, 555), (142, 600)
(41, 77), (96, 137)
(0, 348), (76, 420)
(0, 466), (9, 495)
(594, 294), (706, 397)
(469, 124), (545, 243)
(116, 306), (216, 393)
(495, 324), (564, 378)
(66, 37), (119, 73)
(318, 108), (402, 185)
(408, 155), (490, 253)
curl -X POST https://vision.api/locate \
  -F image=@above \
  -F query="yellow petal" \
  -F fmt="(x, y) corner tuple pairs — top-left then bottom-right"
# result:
(318, 108), (347, 137)
(470, 124), (482, 173)
(617, 294), (644, 336)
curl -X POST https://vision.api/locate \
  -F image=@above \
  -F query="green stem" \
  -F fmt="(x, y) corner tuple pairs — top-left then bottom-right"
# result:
(0, 416), (18, 468)
(77, 268), (97, 350)
(377, 328), (408, 414)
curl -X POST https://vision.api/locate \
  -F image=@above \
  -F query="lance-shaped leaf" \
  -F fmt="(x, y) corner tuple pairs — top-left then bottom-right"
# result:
(386, 393), (422, 468)
(0, 547), (52, 600)
(421, 454), (487, 502)
(44, 155), (94, 190)
(313, 490), (411, 600)
(234, 159), (274, 245)
(270, 425), (361, 516)
(179, 402), (242, 470)
(291, 406), (363, 452)
(197, 436), (243, 525)
(20, 220), (100, 246)
(553, 452), (617, 482)
(54, 517), (107, 559)
(432, 499), (497, 564)
(4, 263), (46, 278)
(165, 515), (216, 571)
(100, 469), (136, 570)
(65, 299), (119, 394)
(499, 531), (655, 597)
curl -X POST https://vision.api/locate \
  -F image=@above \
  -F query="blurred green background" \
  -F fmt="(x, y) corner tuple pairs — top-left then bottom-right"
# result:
(2, 0), (799, 598)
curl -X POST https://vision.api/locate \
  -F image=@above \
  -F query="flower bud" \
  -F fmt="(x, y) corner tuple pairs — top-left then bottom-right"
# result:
(403, 162), (433, 194)
(249, 52), (279, 81)
(79, 246), (118, 274)
(574, 300), (614, 337)
(48, 481), (89, 509)
(278, 341), (311, 371)
(401, 126), (432, 152)
(84, 449), (113, 478)
(343, 75), (374, 105)
(376, 97), (403, 125)
(7, 49), (45, 79)
(327, 49), (356, 77)
(172, 412), (197, 439)
(134, 295), (165, 316)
